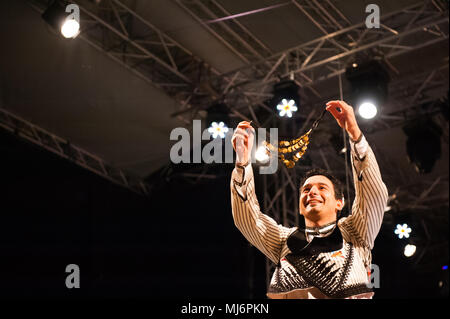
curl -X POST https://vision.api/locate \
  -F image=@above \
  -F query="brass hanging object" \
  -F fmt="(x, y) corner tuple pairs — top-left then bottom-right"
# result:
(264, 108), (328, 168)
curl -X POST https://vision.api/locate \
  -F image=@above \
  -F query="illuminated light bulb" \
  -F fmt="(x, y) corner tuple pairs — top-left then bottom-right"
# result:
(255, 146), (269, 163)
(276, 99), (297, 117)
(394, 223), (412, 239)
(61, 18), (80, 38)
(207, 121), (229, 139)
(358, 102), (378, 119)
(404, 244), (416, 257)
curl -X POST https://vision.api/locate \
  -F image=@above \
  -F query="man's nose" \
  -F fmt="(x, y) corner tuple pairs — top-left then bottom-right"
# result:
(308, 185), (319, 195)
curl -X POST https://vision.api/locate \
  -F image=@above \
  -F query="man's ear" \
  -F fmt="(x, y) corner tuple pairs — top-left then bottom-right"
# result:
(336, 197), (345, 211)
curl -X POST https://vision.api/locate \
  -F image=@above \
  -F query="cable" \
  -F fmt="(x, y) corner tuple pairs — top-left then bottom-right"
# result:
(338, 63), (352, 211)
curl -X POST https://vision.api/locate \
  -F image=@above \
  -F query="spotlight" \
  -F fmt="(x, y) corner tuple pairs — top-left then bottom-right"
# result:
(404, 244), (416, 257)
(206, 103), (230, 139)
(61, 18), (80, 38)
(42, 1), (80, 39)
(272, 80), (300, 118)
(207, 121), (229, 139)
(255, 145), (270, 163)
(395, 223), (412, 239)
(345, 60), (390, 120)
(276, 99), (297, 118)
(403, 118), (442, 174)
(358, 101), (378, 119)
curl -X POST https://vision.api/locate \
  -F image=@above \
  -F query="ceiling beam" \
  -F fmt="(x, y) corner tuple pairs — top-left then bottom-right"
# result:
(0, 107), (150, 196)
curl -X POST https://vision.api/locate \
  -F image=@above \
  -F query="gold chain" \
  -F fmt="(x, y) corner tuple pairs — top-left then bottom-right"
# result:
(263, 108), (328, 168)
(263, 129), (311, 168)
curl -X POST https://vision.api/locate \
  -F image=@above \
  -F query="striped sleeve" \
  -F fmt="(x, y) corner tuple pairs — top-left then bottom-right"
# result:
(344, 136), (389, 249)
(230, 164), (293, 264)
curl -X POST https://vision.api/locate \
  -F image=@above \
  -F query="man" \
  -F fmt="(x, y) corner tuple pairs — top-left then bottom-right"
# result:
(230, 100), (388, 299)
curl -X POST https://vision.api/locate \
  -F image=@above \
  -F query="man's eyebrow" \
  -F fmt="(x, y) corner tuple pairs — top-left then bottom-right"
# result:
(301, 182), (329, 189)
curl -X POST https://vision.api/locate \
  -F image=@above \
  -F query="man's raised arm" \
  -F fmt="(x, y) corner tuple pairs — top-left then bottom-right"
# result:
(230, 121), (293, 264)
(326, 101), (389, 249)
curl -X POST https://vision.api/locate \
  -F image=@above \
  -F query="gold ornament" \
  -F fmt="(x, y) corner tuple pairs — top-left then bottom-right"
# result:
(263, 108), (328, 168)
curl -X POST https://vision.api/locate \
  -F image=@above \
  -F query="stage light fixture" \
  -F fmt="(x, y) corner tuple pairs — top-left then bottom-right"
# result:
(403, 118), (442, 174)
(272, 80), (300, 118)
(358, 101), (378, 119)
(42, 1), (80, 39)
(404, 244), (416, 257)
(345, 60), (390, 120)
(61, 18), (80, 38)
(255, 145), (270, 163)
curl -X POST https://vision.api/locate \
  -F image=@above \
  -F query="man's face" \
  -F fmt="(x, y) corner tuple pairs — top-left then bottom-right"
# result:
(299, 175), (343, 223)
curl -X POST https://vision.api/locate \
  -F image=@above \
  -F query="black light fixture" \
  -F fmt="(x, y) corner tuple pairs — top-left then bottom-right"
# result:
(272, 80), (300, 118)
(42, 0), (80, 38)
(439, 90), (449, 121)
(403, 117), (442, 174)
(345, 60), (390, 120)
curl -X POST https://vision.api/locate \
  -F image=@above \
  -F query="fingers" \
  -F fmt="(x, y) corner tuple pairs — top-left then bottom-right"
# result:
(231, 128), (249, 150)
(326, 100), (352, 111)
(232, 133), (249, 148)
(326, 100), (355, 118)
(237, 121), (251, 128)
(234, 128), (250, 139)
(236, 121), (255, 133)
(326, 104), (343, 119)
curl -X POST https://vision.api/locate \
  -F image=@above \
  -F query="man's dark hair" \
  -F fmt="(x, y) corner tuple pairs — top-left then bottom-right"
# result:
(299, 168), (344, 200)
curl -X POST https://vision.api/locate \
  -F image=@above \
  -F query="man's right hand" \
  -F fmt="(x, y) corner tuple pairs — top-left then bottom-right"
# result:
(231, 121), (255, 166)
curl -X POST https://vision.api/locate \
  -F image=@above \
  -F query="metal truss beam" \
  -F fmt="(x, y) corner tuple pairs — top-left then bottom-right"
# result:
(211, 2), (448, 85)
(175, 0), (273, 64)
(28, 0), (234, 124)
(28, 0), (448, 124)
(215, 14), (448, 96)
(0, 107), (150, 196)
(173, 1), (448, 123)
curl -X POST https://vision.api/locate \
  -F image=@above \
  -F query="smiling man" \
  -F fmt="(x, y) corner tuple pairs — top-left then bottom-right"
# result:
(230, 100), (388, 299)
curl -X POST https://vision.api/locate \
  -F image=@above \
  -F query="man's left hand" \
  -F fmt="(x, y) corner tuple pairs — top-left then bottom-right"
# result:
(326, 100), (362, 142)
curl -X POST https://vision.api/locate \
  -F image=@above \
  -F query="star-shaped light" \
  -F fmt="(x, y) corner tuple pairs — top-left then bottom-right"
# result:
(208, 121), (229, 139)
(276, 99), (297, 118)
(394, 223), (412, 239)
